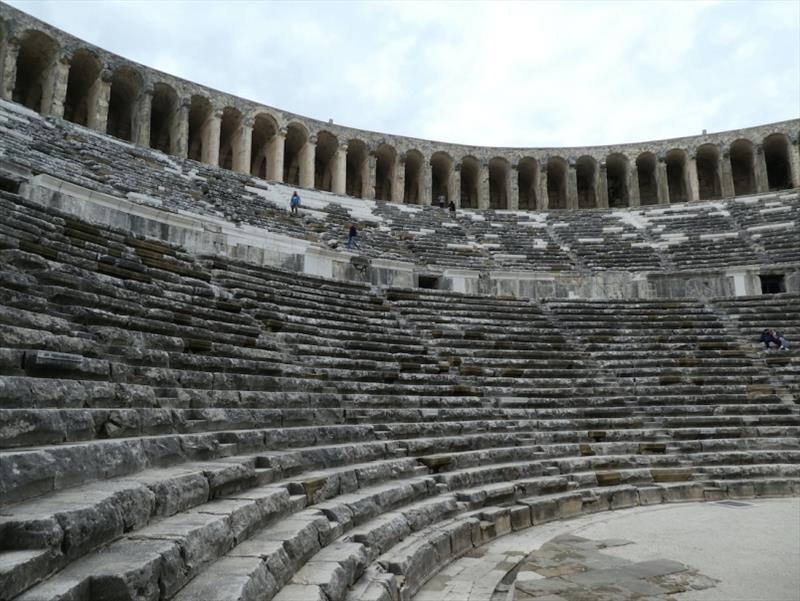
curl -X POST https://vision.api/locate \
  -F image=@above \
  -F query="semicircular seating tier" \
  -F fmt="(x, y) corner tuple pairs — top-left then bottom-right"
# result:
(0, 185), (799, 601)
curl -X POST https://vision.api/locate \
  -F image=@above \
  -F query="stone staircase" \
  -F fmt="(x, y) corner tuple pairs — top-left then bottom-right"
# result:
(0, 192), (799, 601)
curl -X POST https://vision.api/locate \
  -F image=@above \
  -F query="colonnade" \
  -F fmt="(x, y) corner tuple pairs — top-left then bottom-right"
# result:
(1, 21), (798, 211)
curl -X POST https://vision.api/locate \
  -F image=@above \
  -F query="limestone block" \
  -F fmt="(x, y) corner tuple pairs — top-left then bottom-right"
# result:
(511, 504), (532, 530)
(524, 498), (558, 525)
(557, 493), (584, 519)
(291, 561), (349, 600)
(273, 584), (328, 601)
(345, 565), (399, 601)
(637, 486), (664, 506)
(173, 556), (279, 601)
(135, 470), (210, 517)
(661, 483), (705, 503)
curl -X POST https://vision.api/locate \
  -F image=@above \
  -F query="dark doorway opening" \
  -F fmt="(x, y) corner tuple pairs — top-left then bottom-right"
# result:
(760, 274), (785, 295)
(418, 275), (440, 290)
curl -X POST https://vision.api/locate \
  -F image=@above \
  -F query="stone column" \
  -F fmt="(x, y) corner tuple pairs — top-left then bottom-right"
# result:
(43, 51), (70, 118)
(87, 68), (112, 133)
(508, 165), (519, 210)
(421, 159), (432, 205)
(393, 156), (405, 203)
(231, 118), (253, 174)
(656, 156), (669, 204)
(332, 143), (348, 195)
(0, 36), (19, 102)
(566, 161), (578, 209)
(537, 164), (549, 210)
(754, 144), (769, 193)
(597, 163), (609, 208)
(365, 152), (377, 200)
(299, 134), (316, 189)
(686, 155), (700, 202)
(201, 109), (222, 166)
(478, 160), (490, 209)
(171, 97), (189, 158)
(450, 163), (461, 208)
(719, 150), (735, 198)
(133, 86), (153, 148)
(788, 138), (800, 189)
(267, 128), (286, 181)
(629, 163), (641, 207)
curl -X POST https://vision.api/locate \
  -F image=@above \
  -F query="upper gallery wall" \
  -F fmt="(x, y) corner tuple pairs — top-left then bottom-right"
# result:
(1, 2), (798, 212)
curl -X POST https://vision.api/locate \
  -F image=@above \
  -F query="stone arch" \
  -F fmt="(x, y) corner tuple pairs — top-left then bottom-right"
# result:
(149, 82), (178, 155)
(665, 149), (688, 203)
(346, 139), (369, 198)
(430, 151), (453, 204)
(696, 143), (721, 200)
(460, 156), (480, 209)
(763, 133), (792, 191)
(107, 66), (142, 142)
(218, 107), (243, 171)
(489, 157), (509, 209)
(576, 155), (597, 208)
(547, 156), (568, 210)
(729, 139), (756, 196)
(404, 149), (424, 204)
(283, 122), (308, 186)
(251, 112), (278, 179)
(12, 29), (59, 113)
(187, 95), (212, 163)
(314, 130), (338, 192)
(374, 144), (396, 201)
(517, 157), (538, 210)
(606, 153), (629, 208)
(636, 152), (658, 206)
(63, 48), (101, 126)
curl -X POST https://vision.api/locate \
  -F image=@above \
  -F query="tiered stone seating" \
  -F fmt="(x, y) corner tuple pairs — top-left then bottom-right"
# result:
(0, 190), (798, 601)
(637, 202), (763, 270)
(728, 193), (800, 265)
(712, 293), (800, 397)
(2, 100), (797, 278)
(547, 210), (664, 271)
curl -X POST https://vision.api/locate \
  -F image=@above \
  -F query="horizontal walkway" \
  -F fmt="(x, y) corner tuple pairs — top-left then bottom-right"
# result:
(414, 497), (800, 601)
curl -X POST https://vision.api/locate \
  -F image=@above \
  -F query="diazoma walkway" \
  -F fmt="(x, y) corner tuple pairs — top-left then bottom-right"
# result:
(0, 3), (799, 601)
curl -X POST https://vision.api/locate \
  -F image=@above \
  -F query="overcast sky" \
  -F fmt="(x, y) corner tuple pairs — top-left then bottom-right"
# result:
(7, 0), (800, 148)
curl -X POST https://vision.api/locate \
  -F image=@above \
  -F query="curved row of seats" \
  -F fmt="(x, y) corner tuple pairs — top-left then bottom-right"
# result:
(1, 99), (799, 276)
(0, 190), (798, 601)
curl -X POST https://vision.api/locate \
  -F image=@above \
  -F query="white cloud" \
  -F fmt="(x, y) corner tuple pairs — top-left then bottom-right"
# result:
(6, 0), (799, 147)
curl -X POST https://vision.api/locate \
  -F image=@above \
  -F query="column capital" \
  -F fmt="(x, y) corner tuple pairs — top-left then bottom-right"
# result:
(338, 142), (349, 152)
(307, 134), (318, 144)
(142, 84), (155, 97)
(454, 162), (462, 172)
(277, 127), (288, 137)
(242, 116), (255, 128)
(179, 96), (192, 109)
(510, 163), (519, 171)
(57, 50), (71, 65)
(211, 108), (224, 119)
(100, 69), (113, 83)
(755, 143), (764, 154)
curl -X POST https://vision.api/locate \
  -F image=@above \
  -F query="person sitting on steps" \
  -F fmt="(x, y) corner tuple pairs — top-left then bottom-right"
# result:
(760, 328), (790, 351)
(290, 191), (301, 215)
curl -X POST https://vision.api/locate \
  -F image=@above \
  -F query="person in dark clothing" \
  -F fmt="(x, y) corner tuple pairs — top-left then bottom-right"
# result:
(760, 328), (790, 351)
(290, 191), (301, 215)
(448, 200), (456, 216)
(346, 223), (360, 249)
